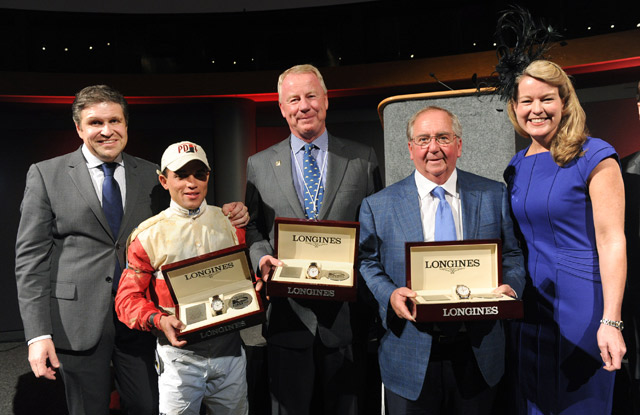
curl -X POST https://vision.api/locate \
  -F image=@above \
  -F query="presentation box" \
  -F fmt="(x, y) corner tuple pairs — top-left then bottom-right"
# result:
(267, 217), (359, 302)
(162, 244), (265, 344)
(406, 239), (523, 322)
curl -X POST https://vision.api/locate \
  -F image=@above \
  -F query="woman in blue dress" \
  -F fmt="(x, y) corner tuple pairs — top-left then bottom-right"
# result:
(503, 60), (627, 414)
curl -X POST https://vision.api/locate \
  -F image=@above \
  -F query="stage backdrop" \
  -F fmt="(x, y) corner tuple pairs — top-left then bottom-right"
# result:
(379, 88), (517, 186)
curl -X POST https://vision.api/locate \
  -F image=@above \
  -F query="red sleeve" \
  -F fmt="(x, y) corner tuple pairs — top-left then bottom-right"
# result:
(235, 227), (246, 245)
(115, 238), (164, 331)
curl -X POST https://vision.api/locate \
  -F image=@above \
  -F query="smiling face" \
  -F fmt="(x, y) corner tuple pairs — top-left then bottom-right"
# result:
(513, 76), (563, 147)
(159, 160), (210, 210)
(408, 109), (462, 185)
(75, 102), (128, 162)
(279, 72), (328, 142)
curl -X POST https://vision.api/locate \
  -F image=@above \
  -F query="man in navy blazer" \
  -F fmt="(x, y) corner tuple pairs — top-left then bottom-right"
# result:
(359, 106), (525, 414)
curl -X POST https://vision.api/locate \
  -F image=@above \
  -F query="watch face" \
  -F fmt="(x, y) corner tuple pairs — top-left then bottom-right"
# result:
(456, 285), (470, 298)
(307, 263), (320, 279)
(212, 299), (224, 312)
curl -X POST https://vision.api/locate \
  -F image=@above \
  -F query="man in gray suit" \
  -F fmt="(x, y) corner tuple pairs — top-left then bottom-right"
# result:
(14, 85), (247, 415)
(245, 64), (382, 414)
(359, 106), (525, 414)
(621, 80), (640, 414)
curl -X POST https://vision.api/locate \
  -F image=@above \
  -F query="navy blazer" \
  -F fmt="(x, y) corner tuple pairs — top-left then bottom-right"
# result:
(358, 169), (525, 400)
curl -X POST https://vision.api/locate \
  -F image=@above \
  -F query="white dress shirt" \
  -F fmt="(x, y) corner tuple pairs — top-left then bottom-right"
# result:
(82, 144), (126, 208)
(414, 169), (463, 242)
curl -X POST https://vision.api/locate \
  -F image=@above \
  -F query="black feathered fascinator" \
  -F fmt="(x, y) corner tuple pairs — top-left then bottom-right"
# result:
(492, 5), (561, 101)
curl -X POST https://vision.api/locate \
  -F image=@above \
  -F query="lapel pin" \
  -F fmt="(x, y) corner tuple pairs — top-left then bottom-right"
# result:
(275, 160), (281, 166)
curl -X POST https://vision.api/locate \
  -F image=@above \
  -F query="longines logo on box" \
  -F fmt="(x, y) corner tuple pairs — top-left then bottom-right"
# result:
(287, 286), (336, 297)
(292, 234), (342, 248)
(442, 305), (498, 317)
(198, 319), (247, 339)
(183, 262), (235, 281)
(424, 259), (480, 274)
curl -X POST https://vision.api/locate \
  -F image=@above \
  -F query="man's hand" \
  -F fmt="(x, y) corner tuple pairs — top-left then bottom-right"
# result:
(28, 338), (60, 380)
(493, 284), (517, 298)
(256, 255), (282, 293)
(222, 202), (249, 228)
(390, 287), (417, 322)
(157, 315), (188, 348)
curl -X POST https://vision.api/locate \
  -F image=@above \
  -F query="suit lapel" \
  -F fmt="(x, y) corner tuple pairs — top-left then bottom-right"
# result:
(458, 170), (480, 240)
(393, 175), (424, 242)
(271, 138), (306, 218)
(319, 135), (347, 220)
(67, 147), (113, 239)
(120, 153), (144, 241)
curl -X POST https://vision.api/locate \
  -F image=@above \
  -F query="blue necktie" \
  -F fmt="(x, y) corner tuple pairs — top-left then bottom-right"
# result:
(432, 186), (462, 335)
(432, 186), (456, 241)
(302, 144), (324, 219)
(100, 163), (123, 288)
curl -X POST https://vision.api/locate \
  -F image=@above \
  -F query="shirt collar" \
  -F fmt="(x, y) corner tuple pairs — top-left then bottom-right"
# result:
(290, 130), (329, 153)
(82, 144), (124, 168)
(415, 169), (458, 200)
(168, 199), (207, 218)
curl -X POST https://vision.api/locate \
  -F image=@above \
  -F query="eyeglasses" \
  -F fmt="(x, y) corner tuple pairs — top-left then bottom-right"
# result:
(411, 133), (457, 147)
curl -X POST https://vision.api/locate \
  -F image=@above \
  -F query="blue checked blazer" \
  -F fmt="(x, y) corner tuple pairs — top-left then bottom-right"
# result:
(358, 169), (525, 400)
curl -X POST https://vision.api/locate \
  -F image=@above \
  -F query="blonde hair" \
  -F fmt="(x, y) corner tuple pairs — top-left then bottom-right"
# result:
(277, 64), (327, 101)
(507, 60), (588, 166)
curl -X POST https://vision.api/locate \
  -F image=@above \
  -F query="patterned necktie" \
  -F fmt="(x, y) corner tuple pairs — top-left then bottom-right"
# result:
(432, 186), (456, 241)
(100, 163), (124, 289)
(302, 143), (324, 219)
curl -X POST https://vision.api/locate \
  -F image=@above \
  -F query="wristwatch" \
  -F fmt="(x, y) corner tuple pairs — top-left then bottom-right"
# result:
(455, 284), (471, 300)
(600, 318), (624, 331)
(306, 262), (320, 279)
(211, 295), (226, 316)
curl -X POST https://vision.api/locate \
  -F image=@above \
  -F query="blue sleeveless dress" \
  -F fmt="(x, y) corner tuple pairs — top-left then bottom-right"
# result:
(504, 137), (617, 414)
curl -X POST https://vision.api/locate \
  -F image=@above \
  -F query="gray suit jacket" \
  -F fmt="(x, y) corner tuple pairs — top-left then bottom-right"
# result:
(623, 152), (640, 379)
(359, 170), (525, 400)
(15, 146), (163, 350)
(245, 134), (381, 348)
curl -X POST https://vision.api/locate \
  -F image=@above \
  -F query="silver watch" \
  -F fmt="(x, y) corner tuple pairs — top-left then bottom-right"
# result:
(455, 284), (471, 300)
(211, 295), (226, 316)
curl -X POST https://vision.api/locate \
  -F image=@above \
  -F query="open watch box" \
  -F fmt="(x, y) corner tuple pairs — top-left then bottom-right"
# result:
(266, 217), (359, 302)
(161, 244), (265, 344)
(406, 239), (523, 322)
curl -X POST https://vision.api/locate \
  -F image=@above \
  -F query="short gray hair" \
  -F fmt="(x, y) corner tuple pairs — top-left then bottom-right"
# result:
(406, 106), (462, 141)
(277, 64), (328, 101)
